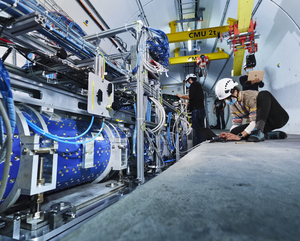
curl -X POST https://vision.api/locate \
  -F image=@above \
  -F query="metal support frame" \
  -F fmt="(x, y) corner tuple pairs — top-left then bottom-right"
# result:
(84, 23), (137, 42)
(155, 88), (162, 173)
(134, 23), (164, 183)
(175, 113), (180, 162)
(7, 11), (46, 36)
(136, 63), (145, 184)
(7, 71), (135, 124)
(3, 31), (57, 57)
(135, 0), (150, 27)
(135, 24), (145, 184)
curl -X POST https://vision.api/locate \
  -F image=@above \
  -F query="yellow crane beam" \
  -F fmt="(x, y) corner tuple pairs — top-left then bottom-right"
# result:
(232, 0), (255, 76)
(167, 25), (230, 43)
(169, 48), (229, 65)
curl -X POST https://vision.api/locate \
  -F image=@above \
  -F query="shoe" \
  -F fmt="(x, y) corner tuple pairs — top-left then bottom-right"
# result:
(247, 128), (265, 142)
(265, 131), (287, 140)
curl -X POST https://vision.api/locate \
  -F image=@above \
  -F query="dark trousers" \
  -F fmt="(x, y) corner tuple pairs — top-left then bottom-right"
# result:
(192, 108), (206, 145)
(216, 108), (225, 128)
(231, 91), (289, 137)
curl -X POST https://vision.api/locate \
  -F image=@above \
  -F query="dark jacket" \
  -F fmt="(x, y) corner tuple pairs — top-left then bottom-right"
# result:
(239, 75), (264, 91)
(189, 81), (204, 111)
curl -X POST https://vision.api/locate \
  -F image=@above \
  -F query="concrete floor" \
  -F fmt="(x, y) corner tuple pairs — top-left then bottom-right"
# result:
(63, 134), (300, 241)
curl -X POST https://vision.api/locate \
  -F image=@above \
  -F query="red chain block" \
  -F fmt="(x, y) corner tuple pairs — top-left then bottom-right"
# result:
(196, 55), (209, 68)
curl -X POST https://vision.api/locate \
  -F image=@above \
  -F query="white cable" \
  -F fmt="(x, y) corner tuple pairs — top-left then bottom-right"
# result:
(147, 97), (165, 133)
(169, 112), (192, 151)
(179, 117), (192, 135)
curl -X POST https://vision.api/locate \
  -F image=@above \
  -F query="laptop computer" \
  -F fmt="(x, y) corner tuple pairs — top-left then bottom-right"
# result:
(247, 70), (264, 82)
(195, 128), (217, 140)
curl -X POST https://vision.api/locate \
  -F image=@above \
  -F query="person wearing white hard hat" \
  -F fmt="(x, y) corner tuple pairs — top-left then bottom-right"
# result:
(177, 73), (206, 145)
(214, 78), (289, 142)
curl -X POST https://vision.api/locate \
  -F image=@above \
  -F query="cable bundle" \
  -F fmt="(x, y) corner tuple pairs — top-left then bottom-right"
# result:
(166, 110), (192, 153)
(146, 97), (165, 133)
(49, 12), (86, 37)
(0, 58), (14, 201)
(132, 26), (169, 76)
(146, 27), (169, 68)
(0, 59), (15, 134)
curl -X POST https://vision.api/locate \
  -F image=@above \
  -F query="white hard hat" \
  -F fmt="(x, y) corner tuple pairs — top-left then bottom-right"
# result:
(215, 78), (238, 100)
(184, 73), (197, 82)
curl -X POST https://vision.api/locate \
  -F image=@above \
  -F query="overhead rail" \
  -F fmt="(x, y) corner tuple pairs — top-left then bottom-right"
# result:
(84, 23), (137, 42)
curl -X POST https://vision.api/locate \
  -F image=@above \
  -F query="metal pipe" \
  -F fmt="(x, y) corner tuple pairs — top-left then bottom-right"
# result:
(136, 25), (145, 184)
(12, 48), (16, 65)
(136, 0), (150, 27)
(175, 113), (180, 162)
(136, 68), (145, 184)
(210, 0), (230, 54)
(36, 156), (45, 214)
(94, 55), (101, 77)
(37, 157), (45, 186)
(155, 87), (162, 173)
(229, 30), (257, 39)
(208, 0), (230, 76)
(84, 23), (137, 42)
(210, 51), (233, 91)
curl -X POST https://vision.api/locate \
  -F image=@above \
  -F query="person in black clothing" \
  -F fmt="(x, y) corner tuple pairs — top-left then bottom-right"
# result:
(239, 64), (264, 91)
(177, 73), (206, 145)
(213, 97), (226, 129)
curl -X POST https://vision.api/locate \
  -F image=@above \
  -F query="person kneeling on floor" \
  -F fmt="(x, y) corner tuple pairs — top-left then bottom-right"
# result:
(214, 78), (289, 142)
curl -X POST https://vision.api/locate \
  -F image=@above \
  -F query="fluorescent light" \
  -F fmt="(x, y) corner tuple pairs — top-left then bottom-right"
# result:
(188, 40), (192, 51)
